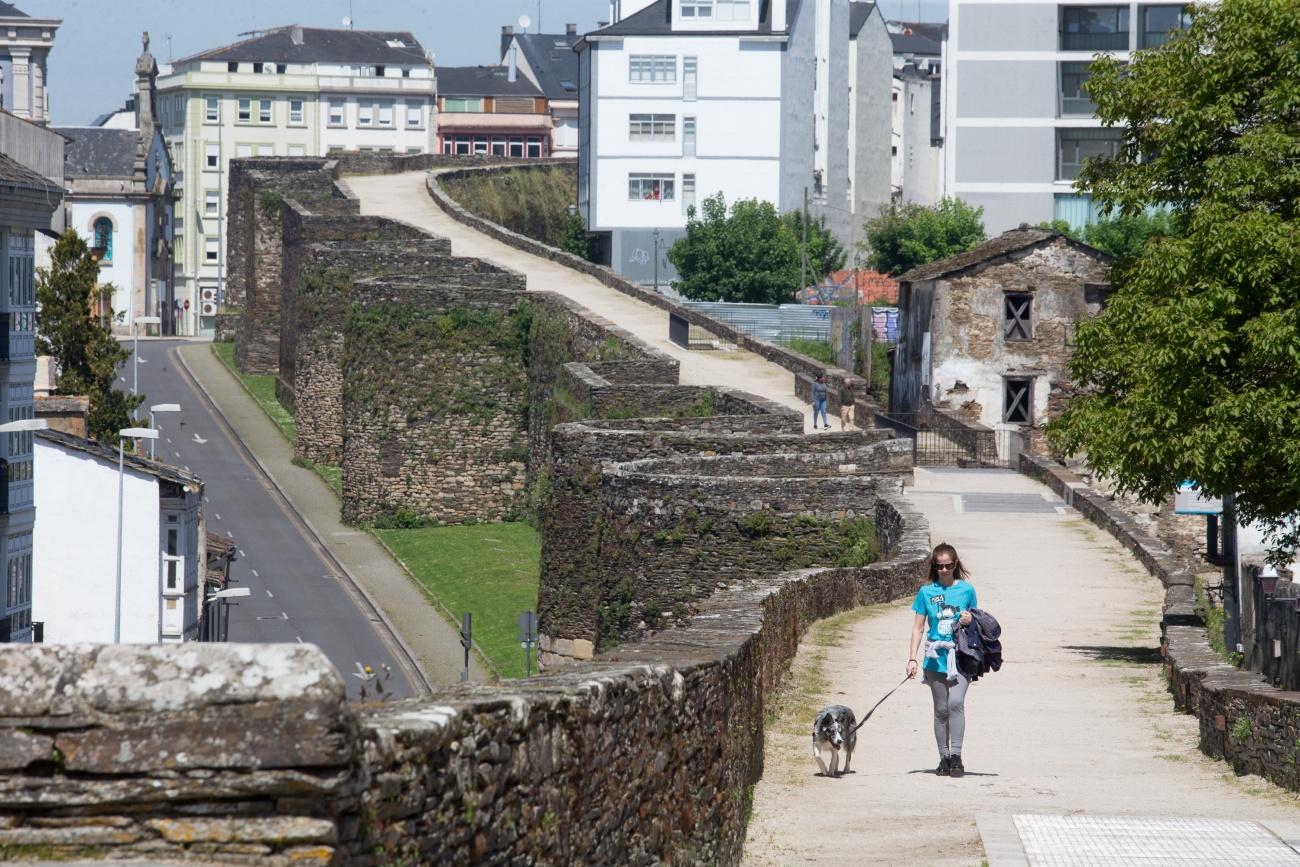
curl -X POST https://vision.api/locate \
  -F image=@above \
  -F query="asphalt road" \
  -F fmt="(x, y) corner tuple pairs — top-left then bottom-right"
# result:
(124, 338), (416, 699)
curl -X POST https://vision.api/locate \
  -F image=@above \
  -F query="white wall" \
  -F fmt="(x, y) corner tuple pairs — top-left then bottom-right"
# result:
(66, 201), (136, 325)
(33, 442), (162, 643)
(589, 34), (783, 231)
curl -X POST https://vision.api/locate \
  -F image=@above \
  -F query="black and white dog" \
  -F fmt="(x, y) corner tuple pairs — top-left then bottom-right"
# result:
(811, 704), (857, 777)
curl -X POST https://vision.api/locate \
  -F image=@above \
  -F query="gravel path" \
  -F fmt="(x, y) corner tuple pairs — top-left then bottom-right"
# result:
(743, 467), (1297, 866)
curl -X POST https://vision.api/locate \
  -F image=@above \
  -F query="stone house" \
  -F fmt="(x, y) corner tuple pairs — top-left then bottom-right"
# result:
(890, 226), (1110, 455)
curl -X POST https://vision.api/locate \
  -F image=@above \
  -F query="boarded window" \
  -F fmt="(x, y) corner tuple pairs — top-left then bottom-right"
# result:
(494, 97), (535, 114)
(1004, 378), (1033, 424)
(1004, 292), (1032, 340)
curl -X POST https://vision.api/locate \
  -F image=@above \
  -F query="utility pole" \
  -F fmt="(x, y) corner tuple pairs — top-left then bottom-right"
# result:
(800, 186), (809, 295)
(1222, 492), (1242, 655)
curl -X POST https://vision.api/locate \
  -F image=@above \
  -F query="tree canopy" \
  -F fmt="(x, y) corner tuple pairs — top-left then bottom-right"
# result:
(668, 194), (809, 304)
(1036, 211), (1179, 260)
(36, 231), (142, 442)
(861, 198), (987, 276)
(1047, 0), (1300, 561)
(781, 210), (847, 285)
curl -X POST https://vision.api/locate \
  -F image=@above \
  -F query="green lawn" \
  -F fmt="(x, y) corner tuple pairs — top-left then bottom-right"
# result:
(375, 523), (541, 679)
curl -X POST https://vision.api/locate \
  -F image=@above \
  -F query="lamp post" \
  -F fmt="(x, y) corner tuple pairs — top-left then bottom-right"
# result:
(116, 427), (159, 643)
(148, 403), (181, 460)
(652, 228), (669, 293)
(132, 316), (161, 397)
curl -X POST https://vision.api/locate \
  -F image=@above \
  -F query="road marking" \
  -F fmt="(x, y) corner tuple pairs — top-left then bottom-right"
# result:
(193, 433), (208, 444)
(296, 636), (304, 643)
(238, 549), (246, 558)
(214, 513), (221, 520)
(173, 451), (180, 458)
(184, 466), (190, 472)
(266, 590), (274, 598)
(203, 495), (210, 503)
(166, 437), (172, 444)
(281, 611), (289, 620)
(226, 530), (234, 538)
(251, 569), (259, 578)
(952, 494), (965, 513)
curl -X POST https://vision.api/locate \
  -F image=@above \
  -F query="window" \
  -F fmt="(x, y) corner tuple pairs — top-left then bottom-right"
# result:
(1059, 62), (1096, 116)
(443, 97), (484, 112)
(491, 139), (506, 156)
(276, 63), (287, 74)
(1061, 6), (1130, 51)
(256, 144), (273, 156)
(681, 0), (714, 17)
(629, 173), (674, 201)
(377, 101), (394, 127)
(328, 100), (345, 127)
(93, 217), (113, 261)
(715, 0), (751, 19)
(205, 239), (219, 263)
(205, 143), (219, 169)
(683, 116), (696, 155)
(1003, 378), (1033, 424)
(1141, 5), (1191, 48)
(1004, 293), (1032, 340)
(629, 113), (676, 141)
(375, 65), (386, 77)
(683, 57), (698, 101)
(495, 96), (536, 114)
(227, 61), (238, 73)
(629, 55), (676, 83)
(204, 95), (219, 122)
(288, 144), (306, 157)
(508, 137), (524, 157)
(526, 138), (542, 158)
(358, 103), (374, 126)
(258, 98), (272, 124)
(252, 62), (263, 74)
(1058, 128), (1122, 180)
(405, 102), (423, 128)
(237, 98), (251, 122)
(235, 144), (252, 158)
(473, 137), (489, 154)
(289, 99), (304, 124)
(204, 190), (219, 217)
(682, 173), (696, 212)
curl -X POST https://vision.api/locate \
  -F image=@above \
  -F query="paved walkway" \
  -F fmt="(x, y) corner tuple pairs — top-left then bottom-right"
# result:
(177, 343), (487, 687)
(743, 468), (1298, 866)
(342, 172), (814, 428)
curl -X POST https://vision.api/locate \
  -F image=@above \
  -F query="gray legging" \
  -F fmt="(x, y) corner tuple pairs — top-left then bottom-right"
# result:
(923, 668), (969, 757)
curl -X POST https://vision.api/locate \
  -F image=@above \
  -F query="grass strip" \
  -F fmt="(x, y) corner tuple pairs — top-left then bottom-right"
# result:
(374, 523), (541, 679)
(211, 342), (297, 443)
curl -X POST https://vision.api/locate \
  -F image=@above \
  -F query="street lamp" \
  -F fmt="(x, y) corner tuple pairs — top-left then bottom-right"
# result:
(148, 403), (181, 460)
(116, 426), (158, 643)
(652, 228), (669, 293)
(132, 316), (162, 397)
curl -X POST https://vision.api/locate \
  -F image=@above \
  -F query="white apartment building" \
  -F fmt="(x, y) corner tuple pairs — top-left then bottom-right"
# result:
(155, 26), (435, 336)
(0, 1), (59, 123)
(943, 0), (1192, 233)
(576, 0), (853, 285)
(33, 430), (204, 644)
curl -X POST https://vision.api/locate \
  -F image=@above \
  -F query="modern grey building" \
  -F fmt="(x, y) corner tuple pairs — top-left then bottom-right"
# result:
(943, 1), (1192, 233)
(0, 109), (63, 642)
(847, 2), (894, 249)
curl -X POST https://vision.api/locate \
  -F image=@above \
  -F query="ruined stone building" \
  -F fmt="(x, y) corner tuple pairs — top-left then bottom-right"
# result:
(890, 226), (1110, 455)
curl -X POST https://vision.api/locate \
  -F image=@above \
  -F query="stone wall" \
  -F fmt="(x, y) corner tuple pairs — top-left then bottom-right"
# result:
(1020, 452), (1300, 793)
(0, 489), (927, 866)
(340, 282), (530, 526)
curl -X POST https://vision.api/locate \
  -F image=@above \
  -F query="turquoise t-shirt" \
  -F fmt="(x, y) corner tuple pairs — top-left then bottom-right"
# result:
(912, 580), (978, 673)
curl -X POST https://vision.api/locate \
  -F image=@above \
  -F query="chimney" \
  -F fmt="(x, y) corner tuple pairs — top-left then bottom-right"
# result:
(502, 25), (513, 35)
(508, 45), (517, 82)
(566, 22), (577, 35)
(290, 26), (304, 46)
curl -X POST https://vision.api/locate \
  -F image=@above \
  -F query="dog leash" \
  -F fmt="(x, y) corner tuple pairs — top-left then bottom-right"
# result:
(849, 676), (912, 734)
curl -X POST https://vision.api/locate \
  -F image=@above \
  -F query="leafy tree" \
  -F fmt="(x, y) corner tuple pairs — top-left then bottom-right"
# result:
(861, 197), (987, 276)
(781, 210), (848, 284)
(558, 212), (595, 262)
(1047, 0), (1300, 562)
(1035, 211), (1179, 259)
(36, 230), (142, 442)
(668, 193), (801, 304)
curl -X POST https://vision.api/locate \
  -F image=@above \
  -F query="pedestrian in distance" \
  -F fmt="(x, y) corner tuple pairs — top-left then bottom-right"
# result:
(839, 379), (856, 431)
(906, 543), (976, 778)
(811, 374), (830, 430)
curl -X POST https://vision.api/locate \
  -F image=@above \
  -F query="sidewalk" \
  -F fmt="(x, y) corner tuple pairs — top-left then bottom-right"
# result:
(341, 172), (817, 431)
(178, 343), (487, 687)
(743, 467), (1297, 865)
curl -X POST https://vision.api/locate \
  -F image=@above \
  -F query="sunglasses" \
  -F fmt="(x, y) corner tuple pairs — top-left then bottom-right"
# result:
(933, 562), (956, 571)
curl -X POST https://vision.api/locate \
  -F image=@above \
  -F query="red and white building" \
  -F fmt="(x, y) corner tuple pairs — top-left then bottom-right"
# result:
(434, 65), (551, 158)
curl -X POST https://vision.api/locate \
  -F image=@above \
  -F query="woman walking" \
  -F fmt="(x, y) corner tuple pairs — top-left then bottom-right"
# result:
(906, 543), (976, 777)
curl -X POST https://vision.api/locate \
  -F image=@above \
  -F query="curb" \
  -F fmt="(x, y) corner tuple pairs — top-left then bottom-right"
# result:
(177, 343), (437, 696)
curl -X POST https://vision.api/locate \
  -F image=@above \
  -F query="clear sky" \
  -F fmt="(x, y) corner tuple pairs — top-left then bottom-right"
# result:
(34, 0), (947, 127)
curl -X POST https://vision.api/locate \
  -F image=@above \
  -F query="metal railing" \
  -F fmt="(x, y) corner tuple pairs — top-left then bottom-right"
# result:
(874, 411), (1005, 468)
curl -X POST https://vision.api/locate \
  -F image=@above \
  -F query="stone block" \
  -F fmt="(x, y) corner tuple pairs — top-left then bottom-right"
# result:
(146, 816), (337, 845)
(0, 728), (52, 769)
(571, 639), (594, 661)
